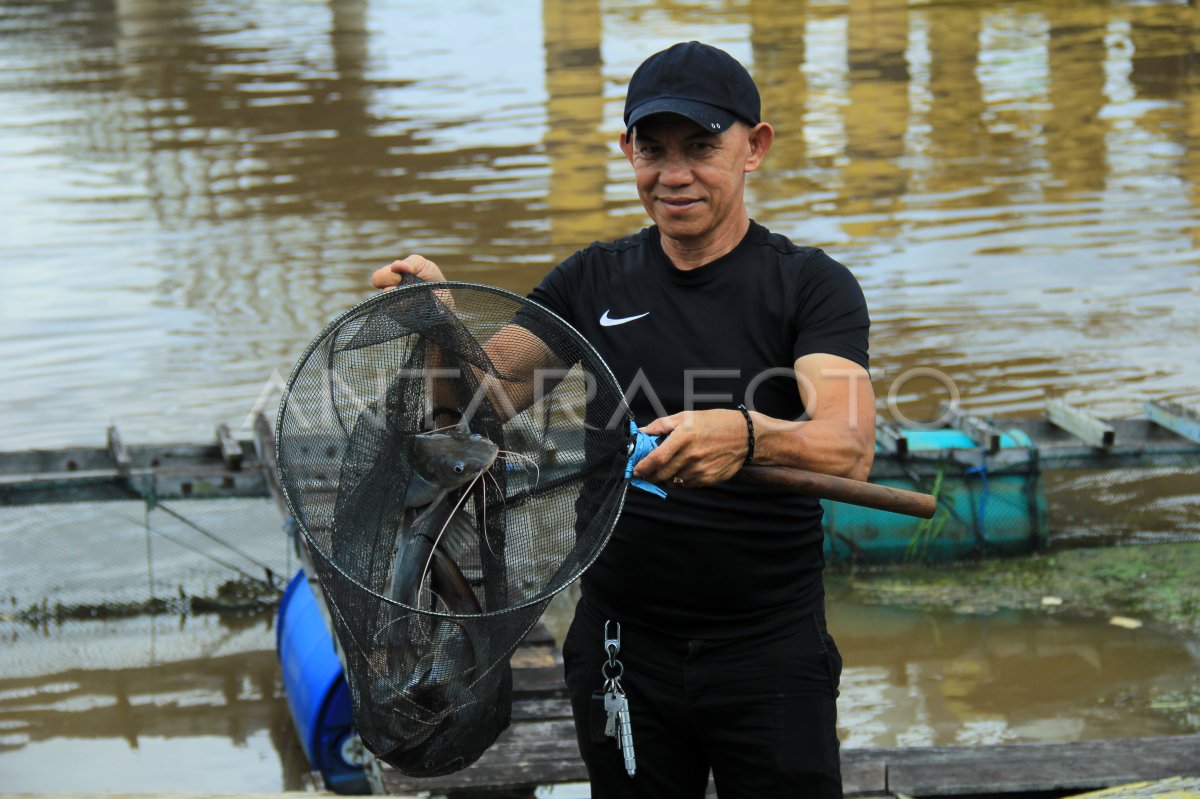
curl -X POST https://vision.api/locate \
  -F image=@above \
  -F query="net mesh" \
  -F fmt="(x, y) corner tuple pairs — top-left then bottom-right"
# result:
(275, 279), (630, 776)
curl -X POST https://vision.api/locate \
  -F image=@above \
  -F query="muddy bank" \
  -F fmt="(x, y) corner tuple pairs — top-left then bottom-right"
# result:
(848, 542), (1200, 634)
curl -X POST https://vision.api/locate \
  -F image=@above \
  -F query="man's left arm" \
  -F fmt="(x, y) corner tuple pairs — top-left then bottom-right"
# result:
(752, 353), (875, 481)
(633, 353), (875, 487)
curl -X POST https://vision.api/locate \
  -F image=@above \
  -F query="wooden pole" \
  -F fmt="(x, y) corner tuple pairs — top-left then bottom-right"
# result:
(737, 464), (937, 519)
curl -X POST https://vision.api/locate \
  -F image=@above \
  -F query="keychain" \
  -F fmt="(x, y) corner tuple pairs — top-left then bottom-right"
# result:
(593, 620), (635, 776)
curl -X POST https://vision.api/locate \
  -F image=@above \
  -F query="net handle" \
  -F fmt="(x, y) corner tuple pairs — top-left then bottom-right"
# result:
(734, 465), (937, 519)
(630, 428), (935, 518)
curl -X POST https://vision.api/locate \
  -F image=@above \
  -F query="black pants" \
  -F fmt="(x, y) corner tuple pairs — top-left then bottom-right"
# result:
(562, 597), (843, 799)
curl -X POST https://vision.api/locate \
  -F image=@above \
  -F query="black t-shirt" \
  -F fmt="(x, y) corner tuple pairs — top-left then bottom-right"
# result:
(528, 221), (869, 639)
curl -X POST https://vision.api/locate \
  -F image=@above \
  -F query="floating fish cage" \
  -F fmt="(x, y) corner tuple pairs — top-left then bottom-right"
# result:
(823, 427), (1045, 565)
(825, 400), (1200, 565)
(3, 401), (1198, 566)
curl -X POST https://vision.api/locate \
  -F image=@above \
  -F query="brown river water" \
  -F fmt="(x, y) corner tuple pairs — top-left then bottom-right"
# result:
(1, 0), (1198, 792)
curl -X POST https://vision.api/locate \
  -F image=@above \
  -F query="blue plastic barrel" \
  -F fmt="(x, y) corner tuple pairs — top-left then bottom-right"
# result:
(276, 569), (368, 794)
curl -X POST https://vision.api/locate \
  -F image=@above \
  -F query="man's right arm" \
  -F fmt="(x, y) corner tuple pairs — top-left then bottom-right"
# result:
(369, 255), (562, 422)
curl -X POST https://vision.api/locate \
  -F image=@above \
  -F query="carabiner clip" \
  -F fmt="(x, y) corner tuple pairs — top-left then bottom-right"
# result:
(603, 619), (621, 662)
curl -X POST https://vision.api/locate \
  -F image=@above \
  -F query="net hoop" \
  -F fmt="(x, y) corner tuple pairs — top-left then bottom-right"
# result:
(275, 279), (633, 620)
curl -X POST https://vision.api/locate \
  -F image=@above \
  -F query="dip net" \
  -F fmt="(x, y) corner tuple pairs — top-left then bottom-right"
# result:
(275, 279), (630, 776)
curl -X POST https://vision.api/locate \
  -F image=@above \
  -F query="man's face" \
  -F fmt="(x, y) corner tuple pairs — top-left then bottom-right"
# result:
(619, 114), (770, 245)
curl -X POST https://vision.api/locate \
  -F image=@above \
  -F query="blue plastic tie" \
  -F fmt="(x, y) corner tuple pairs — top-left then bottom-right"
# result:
(625, 420), (667, 499)
(966, 452), (990, 542)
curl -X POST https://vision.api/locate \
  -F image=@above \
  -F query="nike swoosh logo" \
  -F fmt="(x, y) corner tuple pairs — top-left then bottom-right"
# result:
(599, 310), (650, 327)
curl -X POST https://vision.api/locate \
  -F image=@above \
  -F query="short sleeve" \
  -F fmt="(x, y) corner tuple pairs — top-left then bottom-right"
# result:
(526, 254), (577, 324)
(791, 250), (870, 370)
(517, 252), (581, 362)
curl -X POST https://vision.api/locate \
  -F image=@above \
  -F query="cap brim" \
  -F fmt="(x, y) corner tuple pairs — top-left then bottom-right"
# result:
(625, 98), (738, 134)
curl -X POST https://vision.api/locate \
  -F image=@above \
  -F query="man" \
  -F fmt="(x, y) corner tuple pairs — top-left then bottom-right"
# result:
(373, 41), (873, 799)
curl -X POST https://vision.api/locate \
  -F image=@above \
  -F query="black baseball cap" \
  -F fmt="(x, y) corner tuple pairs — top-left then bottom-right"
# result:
(623, 41), (761, 134)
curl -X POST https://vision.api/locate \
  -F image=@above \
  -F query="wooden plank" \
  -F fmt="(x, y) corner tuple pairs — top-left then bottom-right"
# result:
(998, 418), (1200, 469)
(710, 776), (892, 799)
(0, 441), (259, 475)
(852, 734), (1200, 797)
(875, 415), (908, 457)
(380, 729), (1200, 796)
(1046, 398), (1116, 448)
(841, 751), (889, 796)
(868, 417), (1200, 474)
(106, 424), (131, 477)
(0, 445), (116, 476)
(510, 696), (572, 722)
(253, 412), (288, 515)
(380, 718), (585, 792)
(0, 467), (269, 506)
(0, 434), (271, 505)
(1144, 400), (1200, 446)
(1004, 418), (1189, 449)
(216, 423), (244, 470)
(941, 403), (1002, 453)
(1067, 776), (1200, 798)
(511, 664), (568, 698)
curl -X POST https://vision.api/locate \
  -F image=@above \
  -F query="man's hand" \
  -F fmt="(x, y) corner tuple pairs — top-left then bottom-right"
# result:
(631, 353), (876, 490)
(633, 409), (749, 488)
(371, 254), (446, 290)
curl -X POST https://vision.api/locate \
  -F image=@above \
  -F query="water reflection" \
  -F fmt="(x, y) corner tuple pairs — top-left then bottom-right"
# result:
(840, 0), (909, 231)
(1, 0), (1197, 449)
(0, 614), (308, 792)
(543, 0), (610, 264)
(827, 577), (1200, 747)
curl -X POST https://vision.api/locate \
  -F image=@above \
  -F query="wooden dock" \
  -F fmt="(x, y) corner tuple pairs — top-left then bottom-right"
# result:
(378, 629), (1200, 797)
(840, 735), (1200, 797)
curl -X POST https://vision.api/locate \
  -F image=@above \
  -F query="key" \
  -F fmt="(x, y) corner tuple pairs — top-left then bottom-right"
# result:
(603, 687), (620, 738)
(616, 693), (636, 776)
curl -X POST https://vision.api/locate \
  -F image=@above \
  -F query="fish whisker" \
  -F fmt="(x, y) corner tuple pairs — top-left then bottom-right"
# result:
(478, 467), (503, 560)
(497, 448), (538, 469)
(497, 448), (541, 488)
(416, 469), (487, 599)
(483, 466), (507, 509)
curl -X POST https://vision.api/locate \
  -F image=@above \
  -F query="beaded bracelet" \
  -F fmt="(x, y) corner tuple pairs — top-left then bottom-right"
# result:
(736, 404), (755, 466)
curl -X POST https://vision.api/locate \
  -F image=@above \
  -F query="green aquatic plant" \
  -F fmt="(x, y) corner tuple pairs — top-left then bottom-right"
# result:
(905, 469), (948, 563)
